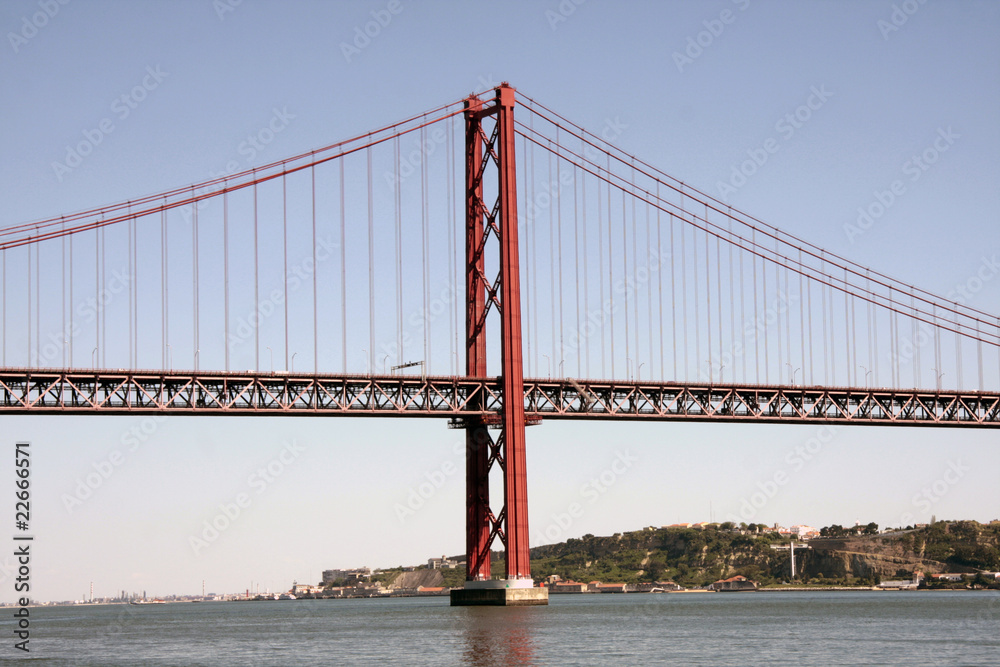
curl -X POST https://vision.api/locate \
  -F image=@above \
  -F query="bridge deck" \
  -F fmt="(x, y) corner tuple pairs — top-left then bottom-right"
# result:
(1, 370), (997, 427)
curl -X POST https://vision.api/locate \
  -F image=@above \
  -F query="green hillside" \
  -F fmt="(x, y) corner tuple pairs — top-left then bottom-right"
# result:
(499, 521), (1000, 588)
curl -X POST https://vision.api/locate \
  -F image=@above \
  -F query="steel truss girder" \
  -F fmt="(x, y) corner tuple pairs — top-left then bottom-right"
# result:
(3, 370), (997, 426)
(522, 380), (1000, 427)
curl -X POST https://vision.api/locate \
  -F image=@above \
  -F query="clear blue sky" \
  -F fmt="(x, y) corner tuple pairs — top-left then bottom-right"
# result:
(1, 0), (998, 602)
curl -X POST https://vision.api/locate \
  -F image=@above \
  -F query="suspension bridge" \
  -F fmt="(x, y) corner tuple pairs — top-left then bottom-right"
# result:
(2, 84), (997, 604)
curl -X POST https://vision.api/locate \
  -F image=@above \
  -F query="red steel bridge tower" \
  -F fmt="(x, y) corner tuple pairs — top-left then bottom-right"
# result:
(452, 84), (547, 606)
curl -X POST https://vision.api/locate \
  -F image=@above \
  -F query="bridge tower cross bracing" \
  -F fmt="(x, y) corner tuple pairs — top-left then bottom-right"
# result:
(461, 84), (535, 590)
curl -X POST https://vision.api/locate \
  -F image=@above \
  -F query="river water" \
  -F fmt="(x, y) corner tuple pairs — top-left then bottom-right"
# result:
(7, 591), (999, 665)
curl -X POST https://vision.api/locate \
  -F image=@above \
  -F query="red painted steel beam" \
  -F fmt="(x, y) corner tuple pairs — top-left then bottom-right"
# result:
(495, 84), (532, 580)
(463, 93), (492, 582)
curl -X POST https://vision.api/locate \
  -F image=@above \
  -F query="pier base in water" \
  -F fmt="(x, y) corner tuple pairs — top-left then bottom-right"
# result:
(450, 579), (549, 606)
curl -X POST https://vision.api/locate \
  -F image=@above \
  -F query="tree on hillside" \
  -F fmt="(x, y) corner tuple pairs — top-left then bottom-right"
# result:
(862, 522), (879, 535)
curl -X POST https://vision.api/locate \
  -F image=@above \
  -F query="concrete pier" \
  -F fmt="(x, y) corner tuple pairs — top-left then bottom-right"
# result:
(450, 579), (549, 606)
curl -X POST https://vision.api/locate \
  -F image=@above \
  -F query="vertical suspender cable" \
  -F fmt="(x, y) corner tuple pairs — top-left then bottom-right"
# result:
(647, 204), (654, 380)
(798, 249), (805, 385)
(311, 165), (318, 374)
(912, 289), (920, 388)
(820, 254), (828, 383)
(828, 264), (836, 385)
(582, 164), (590, 378)
(850, 275), (857, 385)
(62, 221), (67, 367)
(557, 141), (565, 375)
(419, 128), (429, 372)
(623, 189), (630, 377)
(783, 242), (791, 383)
(395, 136), (403, 369)
(657, 186), (665, 381)
(549, 147), (556, 374)
(955, 318), (963, 389)
(752, 230), (759, 383)
(681, 212), (688, 380)
(738, 226), (745, 382)
(127, 211), (132, 368)
(531, 126), (540, 377)
(193, 199), (199, 370)
(705, 205), (712, 382)
(597, 160), (605, 378)
(774, 240), (782, 382)
(35, 243), (40, 366)
(607, 160), (614, 378)
(693, 211), (700, 380)
(445, 127), (454, 374)
(368, 145), (376, 374)
(2, 249), (5, 365)
(717, 222), (723, 381)
(283, 172), (289, 371)
(224, 190), (230, 371)
(133, 212), (138, 366)
(100, 224), (105, 366)
(672, 213), (678, 380)
(573, 163), (581, 377)
(69, 229), (74, 366)
(162, 207), (167, 369)
(529, 114), (538, 376)
(631, 169), (639, 378)
(866, 272), (873, 386)
(27, 242), (31, 365)
(933, 304), (941, 388)
(976, 320), (983, 390)
(340, 160), (347, 372)
(760, 232), (768, 384)
(806, 253), (813, 384)
(524, 134), (534, 376)
(254, 182), (259, 371)
(728, 213), (735, 383)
